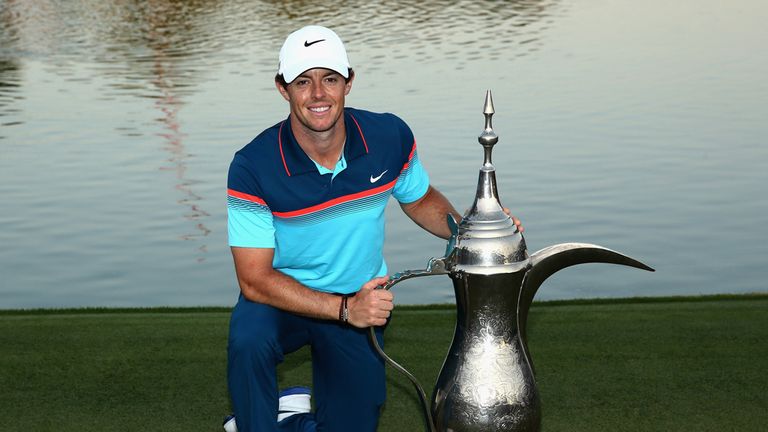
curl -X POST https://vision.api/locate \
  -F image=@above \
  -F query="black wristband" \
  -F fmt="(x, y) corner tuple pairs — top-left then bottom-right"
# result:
(339, 295), (349, 323)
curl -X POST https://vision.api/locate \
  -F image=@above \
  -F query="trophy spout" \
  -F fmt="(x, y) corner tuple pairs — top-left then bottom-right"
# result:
(517, 243), (655, 373)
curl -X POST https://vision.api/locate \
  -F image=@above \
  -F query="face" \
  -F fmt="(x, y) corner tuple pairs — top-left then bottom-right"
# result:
(276, 68), (353, 136)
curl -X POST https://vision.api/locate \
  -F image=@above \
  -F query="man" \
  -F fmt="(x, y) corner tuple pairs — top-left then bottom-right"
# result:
(225, 25), (520, 432)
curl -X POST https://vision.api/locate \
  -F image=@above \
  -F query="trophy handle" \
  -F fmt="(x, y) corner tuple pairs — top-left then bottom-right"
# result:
(369, 257), (449, 432)
(367, 213), (457, 432)
(379, 257), (450, 290)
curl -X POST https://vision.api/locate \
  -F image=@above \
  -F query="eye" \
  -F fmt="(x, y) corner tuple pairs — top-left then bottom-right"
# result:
(324, 76), (339, 84)
(294, 79), (310, 87)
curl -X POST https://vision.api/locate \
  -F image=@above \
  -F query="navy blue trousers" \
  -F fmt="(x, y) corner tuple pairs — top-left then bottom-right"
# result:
(227, 295), (386, 432)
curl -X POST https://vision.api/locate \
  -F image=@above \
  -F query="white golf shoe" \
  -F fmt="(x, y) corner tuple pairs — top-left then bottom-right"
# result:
(223, 386), (312, 431)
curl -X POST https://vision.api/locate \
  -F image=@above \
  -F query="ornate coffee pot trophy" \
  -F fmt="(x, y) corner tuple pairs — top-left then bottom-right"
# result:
(370, 91), (654, 432)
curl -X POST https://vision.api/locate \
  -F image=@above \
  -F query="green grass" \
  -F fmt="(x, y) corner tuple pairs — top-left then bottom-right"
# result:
(1, 294), (767, 431)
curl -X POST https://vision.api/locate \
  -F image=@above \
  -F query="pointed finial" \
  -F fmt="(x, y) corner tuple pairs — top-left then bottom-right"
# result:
(483, 89), (495, 115)
(478, 90), (498, 166)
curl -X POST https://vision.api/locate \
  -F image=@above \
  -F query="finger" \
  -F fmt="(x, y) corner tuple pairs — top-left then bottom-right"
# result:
(371, 317), (388, 327)
(361, 277), (389, 292)
(374, 307), (392, 319)
(364, 276), (390, 290)
(513, 217), (525, 232)
(375, 289), (394, 302)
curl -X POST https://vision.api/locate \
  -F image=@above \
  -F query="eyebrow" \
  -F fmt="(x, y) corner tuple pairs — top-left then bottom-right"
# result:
(297, 70), (342, 80)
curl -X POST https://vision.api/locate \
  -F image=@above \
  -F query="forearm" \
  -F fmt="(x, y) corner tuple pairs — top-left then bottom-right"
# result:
(401, 186), (462, 239)
(239, 270), (341, 320)
(232, 250), (340, 320)
(239, 267), (397, 328)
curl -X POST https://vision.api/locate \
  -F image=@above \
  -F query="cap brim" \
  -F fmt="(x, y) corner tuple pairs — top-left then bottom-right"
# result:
(281, 61), (350, 84)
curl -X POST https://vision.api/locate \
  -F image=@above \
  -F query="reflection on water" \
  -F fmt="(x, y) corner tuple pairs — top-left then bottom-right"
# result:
(153, 76), (212, 261)
(144, 1), (211, 261)
(0, 0), (766, 308)
(0, 3), (23, 135)
(0, 0), (214, 260)
(0, 0), (560, 88)
(0, 58), (21, 131)
(0, 0), (560, 130)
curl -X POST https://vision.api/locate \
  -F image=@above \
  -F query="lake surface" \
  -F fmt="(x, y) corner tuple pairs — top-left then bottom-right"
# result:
(1, 0), (766, 308)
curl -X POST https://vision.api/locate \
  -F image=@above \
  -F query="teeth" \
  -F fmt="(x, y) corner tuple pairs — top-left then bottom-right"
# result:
(309, 106), (330, 113)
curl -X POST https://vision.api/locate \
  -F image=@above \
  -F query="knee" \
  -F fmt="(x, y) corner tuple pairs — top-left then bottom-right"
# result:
(228, 328), (282, 366)
(228, 300), (285, 365)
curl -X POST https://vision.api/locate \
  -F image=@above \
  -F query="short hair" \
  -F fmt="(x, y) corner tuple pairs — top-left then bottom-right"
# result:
(275, 68), (355, 89)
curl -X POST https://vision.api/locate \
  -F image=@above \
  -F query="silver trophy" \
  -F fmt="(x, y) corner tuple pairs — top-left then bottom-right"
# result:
(371, 91), (654, 432)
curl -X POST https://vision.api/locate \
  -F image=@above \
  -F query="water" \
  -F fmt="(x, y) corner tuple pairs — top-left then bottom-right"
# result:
(1, 0), (766, 308)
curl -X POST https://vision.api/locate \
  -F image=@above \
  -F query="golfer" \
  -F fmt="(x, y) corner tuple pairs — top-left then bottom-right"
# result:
(225, 25), (520, 432)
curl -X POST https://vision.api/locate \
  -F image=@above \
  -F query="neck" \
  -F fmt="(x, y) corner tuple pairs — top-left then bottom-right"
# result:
(290, 115), (346, 170)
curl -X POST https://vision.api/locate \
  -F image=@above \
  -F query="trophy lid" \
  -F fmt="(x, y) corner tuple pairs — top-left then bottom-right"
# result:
(451, 91), (529, 274)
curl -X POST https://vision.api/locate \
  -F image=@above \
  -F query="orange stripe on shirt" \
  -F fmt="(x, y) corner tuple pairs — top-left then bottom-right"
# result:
(273, 179), (397, 218)
(228, 189), (267, 206)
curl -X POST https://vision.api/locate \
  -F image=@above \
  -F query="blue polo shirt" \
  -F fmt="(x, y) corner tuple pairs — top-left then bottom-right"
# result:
(227, 108), (430, 294)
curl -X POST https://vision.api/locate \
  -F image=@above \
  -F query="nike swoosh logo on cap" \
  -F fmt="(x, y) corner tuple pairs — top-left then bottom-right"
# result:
(370, 170), (388, 183)
(304, 39), (325, 47)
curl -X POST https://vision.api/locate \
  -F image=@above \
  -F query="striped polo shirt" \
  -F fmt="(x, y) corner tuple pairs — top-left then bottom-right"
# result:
(227, 107), (429, 294)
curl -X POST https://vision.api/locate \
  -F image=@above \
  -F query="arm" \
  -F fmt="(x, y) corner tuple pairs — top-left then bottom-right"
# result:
(400, 185), (524, 239)
(231, 247), (393, 327)
(400, 185), (462, 239)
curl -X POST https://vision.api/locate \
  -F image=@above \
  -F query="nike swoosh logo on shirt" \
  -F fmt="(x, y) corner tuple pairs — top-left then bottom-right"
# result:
(370, 170), (388, 183)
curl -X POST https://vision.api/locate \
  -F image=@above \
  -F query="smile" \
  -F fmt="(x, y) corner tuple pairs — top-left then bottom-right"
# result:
(308, 106), (330, 113)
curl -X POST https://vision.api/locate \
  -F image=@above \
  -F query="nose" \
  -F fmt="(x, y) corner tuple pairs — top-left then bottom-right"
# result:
(311, 80), (325, 99)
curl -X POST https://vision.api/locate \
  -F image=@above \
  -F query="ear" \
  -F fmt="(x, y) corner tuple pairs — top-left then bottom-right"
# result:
(344, 72), (354, 96)
(275, 80), (291, 102)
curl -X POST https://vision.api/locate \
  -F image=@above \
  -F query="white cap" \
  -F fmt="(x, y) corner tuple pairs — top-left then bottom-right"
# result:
(278, 25), (351, 84)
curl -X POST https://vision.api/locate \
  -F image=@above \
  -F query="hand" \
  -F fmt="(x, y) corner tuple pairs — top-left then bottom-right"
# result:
(346, 276), (393, 328)
(502, 208), (524, 233)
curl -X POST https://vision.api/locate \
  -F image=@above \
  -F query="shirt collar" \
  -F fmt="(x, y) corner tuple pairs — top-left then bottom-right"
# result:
(312, 151), (347, 180)
(278, 108), (369, 177)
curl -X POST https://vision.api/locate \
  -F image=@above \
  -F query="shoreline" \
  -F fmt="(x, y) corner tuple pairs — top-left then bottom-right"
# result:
(2, 292), (766, 315)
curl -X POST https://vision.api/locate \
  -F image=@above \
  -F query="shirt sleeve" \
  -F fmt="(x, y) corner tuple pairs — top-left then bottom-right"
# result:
(227, 154), (276, 248)
(391, 117), (430, 204)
